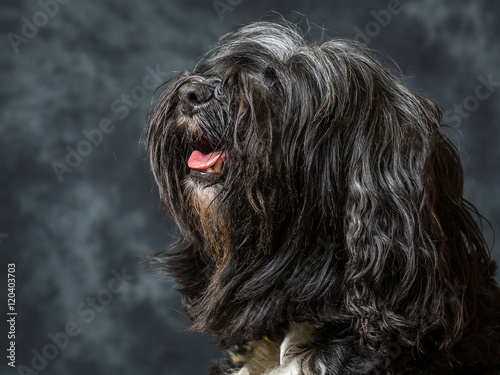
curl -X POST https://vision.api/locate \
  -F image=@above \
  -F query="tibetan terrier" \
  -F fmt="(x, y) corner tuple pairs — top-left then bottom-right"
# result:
(146, 22), (500, 374)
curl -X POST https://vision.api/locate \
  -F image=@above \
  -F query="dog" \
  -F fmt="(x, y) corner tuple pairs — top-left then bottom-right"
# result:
(146, 22), (500, 375)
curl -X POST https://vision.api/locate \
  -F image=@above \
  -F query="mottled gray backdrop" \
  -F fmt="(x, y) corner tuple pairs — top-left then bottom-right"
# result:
(1, 1), (499, 374)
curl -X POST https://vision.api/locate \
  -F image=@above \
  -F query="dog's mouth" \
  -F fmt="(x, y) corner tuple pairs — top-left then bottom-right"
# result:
(187, 136), (226, 179)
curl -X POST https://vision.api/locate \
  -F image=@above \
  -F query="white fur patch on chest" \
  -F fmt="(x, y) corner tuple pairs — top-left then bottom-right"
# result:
(231, 323), (314, 375)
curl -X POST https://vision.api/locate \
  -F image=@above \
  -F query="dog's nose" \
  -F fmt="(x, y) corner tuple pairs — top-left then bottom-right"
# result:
(179, 81), (214, 114)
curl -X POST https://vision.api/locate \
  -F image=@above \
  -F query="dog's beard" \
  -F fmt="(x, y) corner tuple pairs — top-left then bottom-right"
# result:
(182, 176), (232, 263)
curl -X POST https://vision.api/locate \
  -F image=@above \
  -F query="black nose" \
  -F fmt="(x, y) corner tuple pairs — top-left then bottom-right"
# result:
(179, 81), (214, 114)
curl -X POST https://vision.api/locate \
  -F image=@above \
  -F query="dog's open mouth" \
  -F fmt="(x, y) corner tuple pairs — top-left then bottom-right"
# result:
(187, 136), (225, 178)
(188, 150), (225, 173)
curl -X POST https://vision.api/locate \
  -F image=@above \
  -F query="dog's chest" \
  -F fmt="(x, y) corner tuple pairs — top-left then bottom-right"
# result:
(231, 323), (314, 375)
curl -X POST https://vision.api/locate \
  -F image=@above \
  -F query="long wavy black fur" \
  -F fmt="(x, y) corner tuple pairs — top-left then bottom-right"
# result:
(146, 22), (500, 374)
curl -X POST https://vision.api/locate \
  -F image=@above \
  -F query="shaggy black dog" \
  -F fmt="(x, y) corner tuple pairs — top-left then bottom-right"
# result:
(146, 22), (500, 374)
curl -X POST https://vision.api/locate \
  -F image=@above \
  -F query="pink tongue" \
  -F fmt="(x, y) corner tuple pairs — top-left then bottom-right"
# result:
(188, 151), (225, 170)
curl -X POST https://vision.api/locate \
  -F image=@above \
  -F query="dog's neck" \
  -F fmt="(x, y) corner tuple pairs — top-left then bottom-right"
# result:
(230, 323), (314, 375)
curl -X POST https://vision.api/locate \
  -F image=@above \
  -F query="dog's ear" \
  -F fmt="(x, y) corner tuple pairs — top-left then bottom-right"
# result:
(338, 68), (493, 355)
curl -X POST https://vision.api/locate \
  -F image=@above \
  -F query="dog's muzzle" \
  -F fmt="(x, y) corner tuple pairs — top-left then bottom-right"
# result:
(178, 79), (226, 179)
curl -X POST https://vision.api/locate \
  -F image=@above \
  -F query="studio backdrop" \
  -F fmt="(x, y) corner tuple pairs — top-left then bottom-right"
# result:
(1, 1), (499, 374)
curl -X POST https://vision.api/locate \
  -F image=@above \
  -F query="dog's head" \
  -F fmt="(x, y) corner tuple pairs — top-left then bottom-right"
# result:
(147, 22), (494, 356)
